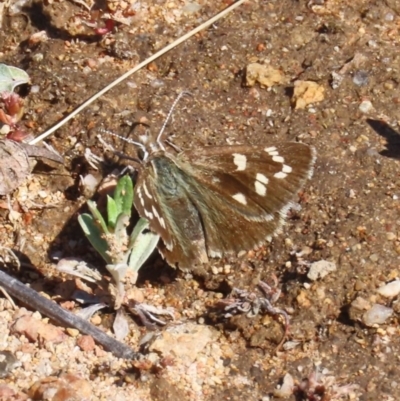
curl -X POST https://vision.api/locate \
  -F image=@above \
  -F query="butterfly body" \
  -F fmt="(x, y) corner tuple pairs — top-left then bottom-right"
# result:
(134, 142), (315, 270)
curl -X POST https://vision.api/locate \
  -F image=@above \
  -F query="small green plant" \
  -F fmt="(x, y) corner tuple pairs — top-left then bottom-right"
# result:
(78, 175), (159, 305)
(0, 63), (31, 141)
(0, 64), (30, 93)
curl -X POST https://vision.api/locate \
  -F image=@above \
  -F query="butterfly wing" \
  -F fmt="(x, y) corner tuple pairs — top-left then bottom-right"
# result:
(134, 155), (209, 269)
(174, 142), (315, 258)
(134, 142), (315, 270)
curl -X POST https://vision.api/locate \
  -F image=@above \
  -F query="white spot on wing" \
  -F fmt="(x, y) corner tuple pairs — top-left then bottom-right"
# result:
(282, 164), (292, 173)
(274, 171), (287, 179)
(138, 188), (145, 207)
(152, 205), (166, 228)
(232, 193), (247, 205)
(264, 146), (279, 156)
(165, 241), (173, 251)
(307, 146), (317, 179)
(142, 182), (152, 199)
(233, 153), (247, 171)
(264, 214), (274, 222)
(256, 173), (269, 184)
(255, 181), (267, 196)
(144, 208), (153, 219)
(272, 155), (284, 163)
(152, 205), (159, 218)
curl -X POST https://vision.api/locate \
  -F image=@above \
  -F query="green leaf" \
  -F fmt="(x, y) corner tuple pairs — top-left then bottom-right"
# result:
(87, 200), (109, 234)
(128, 217), (151, 247)
(113, 175), (134, 217)
(106, 195), (118, 229)
(0, 64), (30, 93)
(78, 214), (111, 263)
(127, 218), (159, 273)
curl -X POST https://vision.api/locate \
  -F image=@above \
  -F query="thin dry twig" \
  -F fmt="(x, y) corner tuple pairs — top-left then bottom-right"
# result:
(29, 0), (247, 145)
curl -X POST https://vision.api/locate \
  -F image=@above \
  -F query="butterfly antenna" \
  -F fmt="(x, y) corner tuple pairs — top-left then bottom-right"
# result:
(156, 91), (191, 145)
(100, 128), (149, 160)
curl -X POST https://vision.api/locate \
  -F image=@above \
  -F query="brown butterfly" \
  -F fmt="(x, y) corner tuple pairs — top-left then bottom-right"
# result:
(115, 94), (315, 270)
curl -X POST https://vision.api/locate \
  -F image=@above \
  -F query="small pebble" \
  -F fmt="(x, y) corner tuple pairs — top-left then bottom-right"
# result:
(347, 189), (356, 198)
(384, 81), (394, 90)
(149, 79), (165, 88)
(182, 2), (202, 13)
(76, 335), (96, 352)
(384, 12), (394, 22)
(307, 260), (337, 281)
(282, 340), (301, 351)
(273, 373), (294, 398)
(353, 70), (369, 86)
(0, 125), (10, 135)
(362, 304), (393, 326)
(386, 232), (397, 241)
(359, 100), (374, 113)
(354, 280), (366, 291)
(29, 374), (92, 400)
(351, 297), (371, 311)
(223, 265), (231, 274)
(331, 71), (343, 89)
(369, 253), (379, 262)
(32, 53), (44, 62)
(90, 315), (102, 325)
(0, 351), (19, 379)
(377, 280), (400, 298)
(66, 328), (80, 337)
(30, 85), (40, 95)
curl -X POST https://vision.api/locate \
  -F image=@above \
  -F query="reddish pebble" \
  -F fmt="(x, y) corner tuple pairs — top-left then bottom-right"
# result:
(11, 315), (67, 344)
(29, 374), (92, 401)
(0, 384), (28, 400)
(76, 335), (96, 352)
(256, 43), (265, 51)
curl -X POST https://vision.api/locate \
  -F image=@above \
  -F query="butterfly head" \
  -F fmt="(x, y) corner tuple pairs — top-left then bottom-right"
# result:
(123, 92), (191, 162)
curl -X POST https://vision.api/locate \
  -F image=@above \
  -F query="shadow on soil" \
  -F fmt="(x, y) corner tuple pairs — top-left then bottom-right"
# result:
(367, 119), (400, 160)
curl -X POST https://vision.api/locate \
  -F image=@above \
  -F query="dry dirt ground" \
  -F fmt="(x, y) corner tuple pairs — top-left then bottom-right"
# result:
(1, 0), (400, 400)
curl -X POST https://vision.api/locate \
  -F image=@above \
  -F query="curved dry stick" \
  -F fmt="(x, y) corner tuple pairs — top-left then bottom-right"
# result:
(0, 269), (137, 359)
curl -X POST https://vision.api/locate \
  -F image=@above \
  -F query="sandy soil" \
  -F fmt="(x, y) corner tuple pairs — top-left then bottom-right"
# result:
(1, 0), (400, 400)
